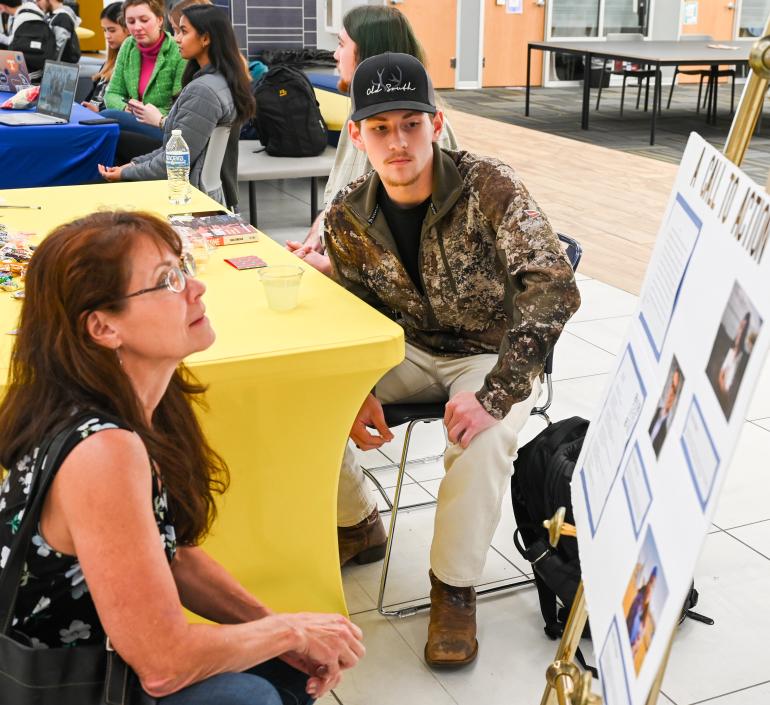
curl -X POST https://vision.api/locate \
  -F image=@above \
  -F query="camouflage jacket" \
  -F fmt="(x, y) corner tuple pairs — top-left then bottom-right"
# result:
(324, 146), (581, 420)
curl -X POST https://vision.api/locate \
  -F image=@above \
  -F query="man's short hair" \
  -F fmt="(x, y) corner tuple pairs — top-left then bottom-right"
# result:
(1, 0), (23, 8)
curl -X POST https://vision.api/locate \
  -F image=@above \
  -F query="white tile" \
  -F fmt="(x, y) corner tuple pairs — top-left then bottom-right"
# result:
(331, 611), (459, 705)
(387, 585), (590, 705)
(569, 279), (639, 323)
(694, 682), (770, 704)
(728, 520), (770, 559)
(342, 570), (378, 616)
(551, 332), (617, 381)
(541, 374), (609, 423)
(369, 482), (428, 514)
(751, 417), (770, 431)
(746, 356), (770, 420)
(662, 532), (770, 704)
(566, 315), (632, 356)
(713, 422), (770, 529)
(378, 418), (447, 465)
(352, 446), (396, 470)
(405, 457), (446, 484)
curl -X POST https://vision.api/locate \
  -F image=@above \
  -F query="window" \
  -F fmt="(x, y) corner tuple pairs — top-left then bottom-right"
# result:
(739, 0), (770, 38)
(550, 0), (651, 39)
(604, 0), (650, 36)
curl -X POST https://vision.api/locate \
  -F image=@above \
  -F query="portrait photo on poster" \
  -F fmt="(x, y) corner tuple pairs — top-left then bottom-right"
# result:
(648, 356), (685, 458)
(623, 527), (669, 676)
(705, 281), (763, 420)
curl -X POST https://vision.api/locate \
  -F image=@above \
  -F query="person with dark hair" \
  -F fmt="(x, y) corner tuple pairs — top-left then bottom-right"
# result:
(35, 0), (80, 63)
(718, 311), (752, 406)
(99, 4), (255, 206)
(0, 0), (47, 47)
(81, 2), (128, 112)
(287, 5), (457, 270)
(101, 0), (186, 152)
(0, 210), (364, 703)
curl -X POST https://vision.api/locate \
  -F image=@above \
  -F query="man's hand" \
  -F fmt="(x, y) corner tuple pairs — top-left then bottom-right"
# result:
(286, 240), (331, 275)
(98, 164), (125, 182)
(350, 393), (393, 451)
(444, 391), (497, 449)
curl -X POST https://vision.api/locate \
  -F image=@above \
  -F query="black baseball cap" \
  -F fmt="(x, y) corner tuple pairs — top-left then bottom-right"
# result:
(350, 52), (436, 122)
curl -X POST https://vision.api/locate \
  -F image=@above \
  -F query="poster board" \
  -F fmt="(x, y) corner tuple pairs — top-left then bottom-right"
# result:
(572, 133), (770, 704)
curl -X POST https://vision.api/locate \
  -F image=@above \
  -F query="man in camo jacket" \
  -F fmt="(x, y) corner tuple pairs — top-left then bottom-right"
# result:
(325, 53), (581, 669)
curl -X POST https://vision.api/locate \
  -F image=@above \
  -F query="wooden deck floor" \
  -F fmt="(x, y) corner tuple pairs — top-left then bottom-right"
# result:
(445, 108), (678, 295)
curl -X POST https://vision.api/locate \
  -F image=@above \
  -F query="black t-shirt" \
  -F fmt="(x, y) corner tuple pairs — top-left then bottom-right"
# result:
(377, 183), (430, 295)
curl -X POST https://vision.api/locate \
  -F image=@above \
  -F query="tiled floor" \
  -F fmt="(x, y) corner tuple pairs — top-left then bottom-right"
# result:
(243, 176), (770, 705)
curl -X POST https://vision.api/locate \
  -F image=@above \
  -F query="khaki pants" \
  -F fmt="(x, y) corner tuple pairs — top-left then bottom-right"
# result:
(337, 343), (541, 587)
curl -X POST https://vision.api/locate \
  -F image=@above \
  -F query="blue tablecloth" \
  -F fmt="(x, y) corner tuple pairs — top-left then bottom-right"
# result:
(306, 72), (342, 94)
(0, 95), (119, 189)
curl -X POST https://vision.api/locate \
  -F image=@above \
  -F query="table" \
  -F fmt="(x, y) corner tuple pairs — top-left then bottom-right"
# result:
(0, 181), (405, 615)
(526, 40), (751, 145)
(0, 94), (118, 188)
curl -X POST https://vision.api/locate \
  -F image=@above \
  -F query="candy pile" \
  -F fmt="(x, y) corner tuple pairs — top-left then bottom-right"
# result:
(0, 227), (34, 295)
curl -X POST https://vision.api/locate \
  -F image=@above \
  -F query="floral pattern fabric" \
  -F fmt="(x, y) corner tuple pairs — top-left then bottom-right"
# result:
(0, 414), (176, 648)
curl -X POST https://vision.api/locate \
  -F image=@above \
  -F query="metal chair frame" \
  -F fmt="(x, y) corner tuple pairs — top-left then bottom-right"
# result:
(364, 234), (582, 617)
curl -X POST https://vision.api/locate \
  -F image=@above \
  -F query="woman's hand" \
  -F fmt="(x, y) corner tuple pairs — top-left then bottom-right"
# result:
(81, 101), (99, 113)
(98, 164), (126, 182)
(128, 99), (163, 127)
(278, 612), (364, 699)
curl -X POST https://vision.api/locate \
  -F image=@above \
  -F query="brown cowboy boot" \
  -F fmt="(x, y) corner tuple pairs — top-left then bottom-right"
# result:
(424, 570), (478, 668)
(338, 508), (387, 567)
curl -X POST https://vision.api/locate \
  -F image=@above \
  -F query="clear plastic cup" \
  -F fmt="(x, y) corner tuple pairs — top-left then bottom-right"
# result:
(259, 265), (303, 311)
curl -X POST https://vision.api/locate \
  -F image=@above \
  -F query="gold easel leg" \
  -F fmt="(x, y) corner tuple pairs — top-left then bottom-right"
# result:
(540, 582), (589, 705)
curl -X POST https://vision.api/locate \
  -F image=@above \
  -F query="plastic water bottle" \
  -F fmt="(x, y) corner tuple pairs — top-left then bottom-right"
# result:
(166, 129), (191, 205)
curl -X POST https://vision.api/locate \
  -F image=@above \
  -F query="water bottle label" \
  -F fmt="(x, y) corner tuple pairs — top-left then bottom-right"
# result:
(166, 152), (190, 169)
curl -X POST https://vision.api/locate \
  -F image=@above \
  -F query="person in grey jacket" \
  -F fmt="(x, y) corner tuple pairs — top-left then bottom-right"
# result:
(99, 4), (254, 205)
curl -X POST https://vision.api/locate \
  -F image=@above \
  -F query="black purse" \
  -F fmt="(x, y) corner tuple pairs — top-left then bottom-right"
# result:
(0, 416), (155, 705)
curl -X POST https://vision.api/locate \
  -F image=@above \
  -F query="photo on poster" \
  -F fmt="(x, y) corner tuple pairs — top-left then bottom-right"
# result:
(599, 618), (633, 705)
(648, 356), (685, 458)
(623, 527), (669, 676)
(580, 345), (647, 536)
(621, 444), (653, 538)
(681, 396), (721, 511)
(639, 194), (702, 360)
(705, 281), (763, 420)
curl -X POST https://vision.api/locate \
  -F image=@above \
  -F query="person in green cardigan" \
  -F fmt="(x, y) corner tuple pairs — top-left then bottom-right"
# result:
(102, 0), (186, 154)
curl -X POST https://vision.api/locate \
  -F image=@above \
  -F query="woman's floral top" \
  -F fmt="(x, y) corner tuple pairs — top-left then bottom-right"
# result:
(0, 414), (176, 648)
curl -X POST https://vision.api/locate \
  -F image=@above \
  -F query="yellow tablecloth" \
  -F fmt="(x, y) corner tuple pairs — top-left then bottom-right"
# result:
(0, 181), (404, 615)
(314, 87), (350, 133)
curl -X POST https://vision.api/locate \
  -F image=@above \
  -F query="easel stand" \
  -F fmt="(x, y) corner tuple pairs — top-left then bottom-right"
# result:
(538, 14), (770, 704)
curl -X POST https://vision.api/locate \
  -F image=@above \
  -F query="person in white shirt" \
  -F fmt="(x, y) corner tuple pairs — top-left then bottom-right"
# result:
(0, 0), (46, 47)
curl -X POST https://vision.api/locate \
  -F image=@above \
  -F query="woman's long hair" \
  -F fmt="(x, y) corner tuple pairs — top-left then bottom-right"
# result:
(179, 5), (255, 125)
(93, 2), (126, 83)
(343, 6), (425, 66)
(0, 211), (229, 545)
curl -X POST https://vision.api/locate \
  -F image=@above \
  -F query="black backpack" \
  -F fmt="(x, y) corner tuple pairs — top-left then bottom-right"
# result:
(511, 417), (713, 651)
(251, 65), (327, 157)
(11, 8), (57, 77)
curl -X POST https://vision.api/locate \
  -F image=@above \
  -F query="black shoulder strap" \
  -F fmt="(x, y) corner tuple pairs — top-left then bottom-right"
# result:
(0, 413), (96, 634)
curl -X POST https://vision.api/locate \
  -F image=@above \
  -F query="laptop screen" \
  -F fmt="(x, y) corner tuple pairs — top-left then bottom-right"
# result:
(37, 61), (79, 121)
(0, 51), (30, 93)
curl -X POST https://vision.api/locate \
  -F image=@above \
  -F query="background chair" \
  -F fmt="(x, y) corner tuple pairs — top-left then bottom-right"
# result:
(666, 35), (736, 116)
(364, 234), (583, 617)
(199, 124), (231, 203)
(595, 33), (656, 116)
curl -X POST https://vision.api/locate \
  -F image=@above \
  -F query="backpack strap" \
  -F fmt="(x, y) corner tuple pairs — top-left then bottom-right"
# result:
(0, 413), (97, 634)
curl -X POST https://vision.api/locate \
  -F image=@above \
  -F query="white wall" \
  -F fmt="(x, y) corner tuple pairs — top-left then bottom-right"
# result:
(650, 0), (681, 40)
(315, 0), (383, 50)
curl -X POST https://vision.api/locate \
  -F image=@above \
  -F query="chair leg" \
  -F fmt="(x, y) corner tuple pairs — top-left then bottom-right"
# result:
(377, 420), (419, 617)
(697, 75), (705, 114)
(730, 73), (736, 115)
(248, 181), (258, 228)
(595, 60), (607, 111)
(620, 75), (627, 117)
(667, 67), (678, 109)
(643, 70), (651, 112)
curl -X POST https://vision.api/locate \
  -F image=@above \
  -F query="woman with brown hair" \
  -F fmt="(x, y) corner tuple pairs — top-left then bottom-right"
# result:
(81, 2), (129, 112)
(0, 211), (363, 703)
